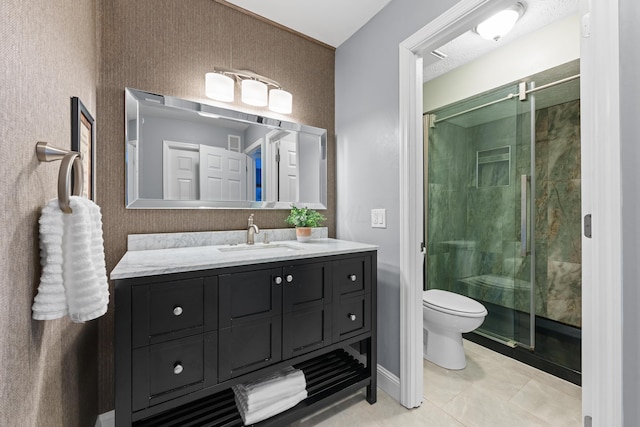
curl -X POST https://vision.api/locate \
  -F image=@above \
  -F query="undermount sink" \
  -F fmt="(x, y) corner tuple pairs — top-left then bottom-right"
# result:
(218, 243), (302, 253)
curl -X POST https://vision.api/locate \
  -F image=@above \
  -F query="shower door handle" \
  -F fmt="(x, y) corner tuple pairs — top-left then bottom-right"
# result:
(520, 174), (530, 257)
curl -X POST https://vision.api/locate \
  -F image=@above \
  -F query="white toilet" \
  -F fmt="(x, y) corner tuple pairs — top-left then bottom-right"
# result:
(423, 289), (487, 370)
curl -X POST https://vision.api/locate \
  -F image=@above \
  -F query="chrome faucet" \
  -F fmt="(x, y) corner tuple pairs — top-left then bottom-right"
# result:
(246, 214), (260, 245)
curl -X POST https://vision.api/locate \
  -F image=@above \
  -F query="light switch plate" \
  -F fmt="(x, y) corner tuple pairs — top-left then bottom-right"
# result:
(371, 208), (386, 228)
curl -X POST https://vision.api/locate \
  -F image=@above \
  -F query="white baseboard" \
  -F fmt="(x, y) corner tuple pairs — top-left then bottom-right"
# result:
(95, 410), (114, 427)
(377, 364), (400, 402)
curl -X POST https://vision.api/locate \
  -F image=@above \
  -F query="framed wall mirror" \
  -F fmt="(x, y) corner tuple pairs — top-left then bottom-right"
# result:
(125, 88), (328, 209)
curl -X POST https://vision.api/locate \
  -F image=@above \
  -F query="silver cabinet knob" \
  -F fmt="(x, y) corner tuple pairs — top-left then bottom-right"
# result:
(286, 274), (294, 283)
(348, 314), (357, 321)
(274, 276), (283, 285)
(173, 363), (183, 374)
(173, 306), (183, 316)
(349, 274), (357, 282)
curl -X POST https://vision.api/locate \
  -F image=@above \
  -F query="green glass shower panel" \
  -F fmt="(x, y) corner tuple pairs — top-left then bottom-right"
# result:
(425, 83), (534, 349)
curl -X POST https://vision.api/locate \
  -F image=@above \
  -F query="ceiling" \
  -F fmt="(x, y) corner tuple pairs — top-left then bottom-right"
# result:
(221, 0), (392, 48)
(223, 0), (579, 82)
(423, 0), (579, 82)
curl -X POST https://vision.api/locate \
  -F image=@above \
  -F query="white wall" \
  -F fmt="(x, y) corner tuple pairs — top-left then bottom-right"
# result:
(620, 0), (640, 423)
(423, 13), (580, 112)
(335, 0), (458, 377)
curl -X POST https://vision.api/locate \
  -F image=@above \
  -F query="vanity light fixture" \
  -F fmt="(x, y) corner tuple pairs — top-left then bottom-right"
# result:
(475, 2), (525, 41)
(205, 67), (293, 114)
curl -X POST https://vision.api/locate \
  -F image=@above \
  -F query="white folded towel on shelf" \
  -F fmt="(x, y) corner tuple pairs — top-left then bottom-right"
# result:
(32, 196), (109, 322)
(236, 389), (307, 426)
(233, 366), (306, 411)
(232, 366), (307, 425)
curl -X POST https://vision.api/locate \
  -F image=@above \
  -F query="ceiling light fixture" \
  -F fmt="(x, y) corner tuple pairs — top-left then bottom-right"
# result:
(475, 2), (525, 41)
(205, 67), (293, 114)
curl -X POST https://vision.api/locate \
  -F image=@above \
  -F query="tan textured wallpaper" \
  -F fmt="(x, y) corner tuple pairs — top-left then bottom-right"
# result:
(0, 0), (98, 426)
(97, 0), (335, 412)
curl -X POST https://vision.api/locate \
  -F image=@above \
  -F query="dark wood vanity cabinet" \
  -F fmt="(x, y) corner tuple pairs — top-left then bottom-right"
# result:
(115, 251), (376, 427)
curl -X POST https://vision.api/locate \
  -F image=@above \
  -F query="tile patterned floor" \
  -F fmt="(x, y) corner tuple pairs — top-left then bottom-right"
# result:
(292, 340), (582, 426)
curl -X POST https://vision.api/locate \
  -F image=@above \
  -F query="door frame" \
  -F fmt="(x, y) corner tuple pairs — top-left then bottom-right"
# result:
(398, 0), (623, 423)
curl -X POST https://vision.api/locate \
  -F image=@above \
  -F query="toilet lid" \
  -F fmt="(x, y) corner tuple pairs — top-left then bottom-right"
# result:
(423, 289), (487, 316)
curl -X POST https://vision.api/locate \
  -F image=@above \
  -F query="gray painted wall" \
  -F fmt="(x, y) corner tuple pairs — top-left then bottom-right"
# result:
(335, 0), (458, 377)
(620, 0), (640, 423)
(140, 115), (241, 198)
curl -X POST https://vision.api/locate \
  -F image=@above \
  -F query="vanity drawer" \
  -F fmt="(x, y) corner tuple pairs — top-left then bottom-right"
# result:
(132, 278), (206, 347)
(333, 294), (371, 341)
(132, 333), (217, 411)
(333, 256), (371, 297)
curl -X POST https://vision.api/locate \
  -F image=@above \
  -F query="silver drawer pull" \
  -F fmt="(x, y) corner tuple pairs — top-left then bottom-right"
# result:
(274, 276), (283, 285)
(349, 274), (357, 282)
(173, 363), (183, 375)
(173, 306), (183, 316)
(348, 313), (357, 321)
(286, 274), (294, 283)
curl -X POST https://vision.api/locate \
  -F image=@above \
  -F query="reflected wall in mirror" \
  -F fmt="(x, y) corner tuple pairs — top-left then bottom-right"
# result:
(125, 88), (327, 209)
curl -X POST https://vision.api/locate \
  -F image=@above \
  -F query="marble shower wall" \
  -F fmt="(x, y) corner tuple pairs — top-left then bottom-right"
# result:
(534, 99), (582, 327)
(427, 98), (581, 328)
(426, 120), (469, 291)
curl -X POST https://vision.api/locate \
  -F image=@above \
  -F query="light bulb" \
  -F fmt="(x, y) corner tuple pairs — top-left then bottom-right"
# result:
(269, 89), (293, 114)
(241, 80), (268, 106)
(205, 72), (234, 102)
(475, 4), (523, 41)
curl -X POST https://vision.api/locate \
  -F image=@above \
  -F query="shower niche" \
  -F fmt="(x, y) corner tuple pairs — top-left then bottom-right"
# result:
(476, 146), (510, 188)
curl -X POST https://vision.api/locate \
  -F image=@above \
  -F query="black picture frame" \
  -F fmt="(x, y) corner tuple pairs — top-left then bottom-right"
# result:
(71, 97), (95, 201)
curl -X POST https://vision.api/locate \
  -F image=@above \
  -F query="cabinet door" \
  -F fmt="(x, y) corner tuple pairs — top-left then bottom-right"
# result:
(282, 262), (332, 358)
(282, 262), (331, 311)
(218, 268), (283, 381)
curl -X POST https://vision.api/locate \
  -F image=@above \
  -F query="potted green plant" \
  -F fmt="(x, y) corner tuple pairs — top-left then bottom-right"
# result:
(285, 204), (326, 242)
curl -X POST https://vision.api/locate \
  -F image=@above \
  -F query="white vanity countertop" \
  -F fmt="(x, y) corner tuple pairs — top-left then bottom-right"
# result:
(110, 237), (378, 280)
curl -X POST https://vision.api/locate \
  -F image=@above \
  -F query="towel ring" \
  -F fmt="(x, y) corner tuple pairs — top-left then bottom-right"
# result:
(36, 141), (84, 214)
(58, 153), (84, 213)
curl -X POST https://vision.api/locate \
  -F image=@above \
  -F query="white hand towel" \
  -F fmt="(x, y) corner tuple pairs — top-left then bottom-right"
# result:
(236, 389), (307, 425)
(232, 366), (306, 410)
(234, 378), (305, 414)
(31, 198), (68, 319)
(32, 196), (109, 322)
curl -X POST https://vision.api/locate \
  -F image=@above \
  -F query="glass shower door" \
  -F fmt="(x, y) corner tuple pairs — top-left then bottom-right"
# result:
(424, 83), (534, 349)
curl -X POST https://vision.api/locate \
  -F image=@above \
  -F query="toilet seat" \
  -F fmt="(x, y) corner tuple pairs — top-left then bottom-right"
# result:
(423, 289), (487, 318)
